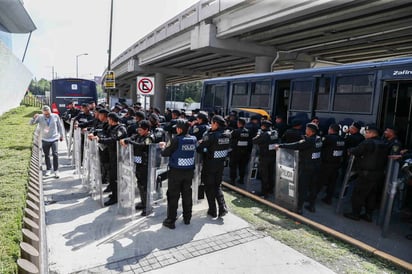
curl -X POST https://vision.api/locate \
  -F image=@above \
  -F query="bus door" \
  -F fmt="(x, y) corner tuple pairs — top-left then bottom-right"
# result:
(381, 81), (412, 147)
(273, 80), (290, 119)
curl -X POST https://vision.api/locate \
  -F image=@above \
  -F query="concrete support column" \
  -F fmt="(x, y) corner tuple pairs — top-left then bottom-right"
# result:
(255, 56), (273, 73)
(153, 73), (166, 113)
(131, 80), (137, 104)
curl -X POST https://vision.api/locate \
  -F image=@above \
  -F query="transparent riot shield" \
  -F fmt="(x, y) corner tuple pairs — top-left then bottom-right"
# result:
(335, 155), (356, 214)
(73, 128), (82, 177)
(192, 153), (201, 205)
(117, 142), (136, 217)
(146, 144), (169, 215)
(275, 148), (299, 212)
(67, 119), (74, 160)
(245, 144), (260, 192)
(90, 139), (104, 207)
(378, 158), (401, 237)
(81, 133), (91, 190)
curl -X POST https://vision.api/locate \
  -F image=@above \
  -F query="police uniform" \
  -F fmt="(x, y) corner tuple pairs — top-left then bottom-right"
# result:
(318, 125), (345, 204)
(92, 109), (110, 185)
(189, 122), (210, 141)
(98, 113), (127, 206)
(252, 121), (278, 197)
(161, 120), (197, 228)
(197, 115), (230, 217)
(229, 125), (252, 185)
(124, 121), (154, 215)
(344, 125), (388, 221)
(278, 123), (322, 213)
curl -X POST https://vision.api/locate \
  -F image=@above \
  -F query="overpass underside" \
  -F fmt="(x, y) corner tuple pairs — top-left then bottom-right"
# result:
(109, 0), (412, 108)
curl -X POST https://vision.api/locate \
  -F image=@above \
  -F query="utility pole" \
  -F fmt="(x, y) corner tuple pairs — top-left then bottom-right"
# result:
(106, 0), (114, 106)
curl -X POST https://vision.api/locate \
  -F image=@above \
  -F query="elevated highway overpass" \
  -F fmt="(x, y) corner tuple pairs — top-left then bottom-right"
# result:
(107, 0), (412, 110)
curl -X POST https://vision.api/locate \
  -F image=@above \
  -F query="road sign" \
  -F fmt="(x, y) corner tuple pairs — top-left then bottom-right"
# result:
(137, 77), (155, 96)
(104, 71), (115, 89)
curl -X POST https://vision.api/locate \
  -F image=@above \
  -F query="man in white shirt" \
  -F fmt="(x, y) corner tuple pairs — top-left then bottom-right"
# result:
(30, 105), (64, 178)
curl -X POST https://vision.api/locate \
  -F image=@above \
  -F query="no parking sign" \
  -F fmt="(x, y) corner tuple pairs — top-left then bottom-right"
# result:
(137, 77), (155, 96)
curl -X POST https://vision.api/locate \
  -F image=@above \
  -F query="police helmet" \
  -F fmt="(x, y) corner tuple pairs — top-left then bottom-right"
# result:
(138, 120), (151, 130)
(108, 112), (120, 122)
(175, 119), (190, 133)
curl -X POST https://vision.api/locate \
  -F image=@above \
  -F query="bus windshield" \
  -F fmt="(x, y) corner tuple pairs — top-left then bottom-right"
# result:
(50, 78), (97, 115)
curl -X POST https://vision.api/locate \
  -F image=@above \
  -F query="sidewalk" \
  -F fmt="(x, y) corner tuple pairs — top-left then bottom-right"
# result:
(43, 144), (335, 274)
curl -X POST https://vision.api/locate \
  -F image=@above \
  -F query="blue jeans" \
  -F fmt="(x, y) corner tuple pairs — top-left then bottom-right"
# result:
(42, 140), (59, 171)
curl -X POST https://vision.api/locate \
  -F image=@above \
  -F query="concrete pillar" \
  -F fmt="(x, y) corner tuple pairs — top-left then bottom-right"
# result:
(255, 56), (273, 73)
(131, 80), (137, 104)
(153, 73), (166, 113)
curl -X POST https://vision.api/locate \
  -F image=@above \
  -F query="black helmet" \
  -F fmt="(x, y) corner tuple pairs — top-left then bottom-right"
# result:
(175, 119), (190, 132)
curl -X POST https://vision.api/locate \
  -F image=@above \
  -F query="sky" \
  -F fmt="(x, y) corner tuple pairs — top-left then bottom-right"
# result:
(12, 0), (199, 80)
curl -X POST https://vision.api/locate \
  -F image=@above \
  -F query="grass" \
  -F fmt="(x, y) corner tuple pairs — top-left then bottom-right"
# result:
(0, 106), (39, 274)
(224, 189), (408, 274)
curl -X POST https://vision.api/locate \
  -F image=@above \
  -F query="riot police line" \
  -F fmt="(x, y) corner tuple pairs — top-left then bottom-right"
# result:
(65, 115), (407, 236)
(67, 123), (202, 218)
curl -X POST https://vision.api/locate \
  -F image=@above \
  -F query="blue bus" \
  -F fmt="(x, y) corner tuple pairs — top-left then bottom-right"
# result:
(201, 57), (412, 146)
(50, 78), (97, 115)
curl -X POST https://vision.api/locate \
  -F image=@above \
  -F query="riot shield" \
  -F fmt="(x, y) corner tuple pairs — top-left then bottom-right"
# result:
(81, 133), (91, 190)
(67, 119), (74, 161)
(378, 158), (400, 237)
(335, 155), (356, 214)
(117, 142), (136, 217)
(245, 144), (260, 192)
(275, 148), (299, 212)
(73, 128), (82, 177)
(192, 153), (201, 205)
(90, 139), (104, 207)
(146, 144), (169, 215)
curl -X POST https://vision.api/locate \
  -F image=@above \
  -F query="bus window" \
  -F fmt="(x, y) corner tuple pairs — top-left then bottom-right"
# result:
(251, 80), (271, 108)
(203, 84), (227, 114)
(203, 84), (215, 107)
(290, 80), (312, 111)
(315, 77), (331, 111)
(333, 74), (373, 113)
(231, 82), (249, 106)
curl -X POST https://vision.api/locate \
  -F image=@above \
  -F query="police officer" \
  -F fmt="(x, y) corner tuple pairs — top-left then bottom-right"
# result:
(121, 120), (154, 216)
(148, 113), (166, 143)
(245, 115), (260, 138)
(127, 110), (145, 137)
(197, 115), (231, 218)
(61, 101), (79, 131)
(344, 125), (388, 222)
(159, 119), (197, 229)
(276, 122), (322, 214)
(282, 118), (303, 143)
(252, 120), (278, 197)
(383, 126), (402, 156)
(189, 111), (210, 199)
(318, 123), (345, 205)
(189, 111), (210, 141)
(229, 118), (252, 185)
(94, 112), (127, 206)
(88, 108), (110, 186)
(344, 122), (364, 149)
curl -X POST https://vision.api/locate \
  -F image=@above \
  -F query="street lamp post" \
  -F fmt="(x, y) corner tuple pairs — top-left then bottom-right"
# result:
(76, 53), (88, 78)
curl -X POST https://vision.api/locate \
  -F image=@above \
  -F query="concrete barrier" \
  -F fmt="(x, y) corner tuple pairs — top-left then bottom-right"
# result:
(18, 127), (48, 274)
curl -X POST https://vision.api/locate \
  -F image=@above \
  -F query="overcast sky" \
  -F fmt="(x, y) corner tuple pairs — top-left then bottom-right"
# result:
(12, 0), (199, 80)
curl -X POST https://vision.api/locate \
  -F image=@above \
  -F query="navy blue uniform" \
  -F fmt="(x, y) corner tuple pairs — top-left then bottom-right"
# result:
(161, 134), (197, 223)
(319, 133), (345, 203)
(348, 137), (388, 218)
(197, 127), (230, 217)
(253, 129), (278, 196)
(229, 127), (252, 184)
(279, 135), (322, 212)
(98, 123), (127, 202)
